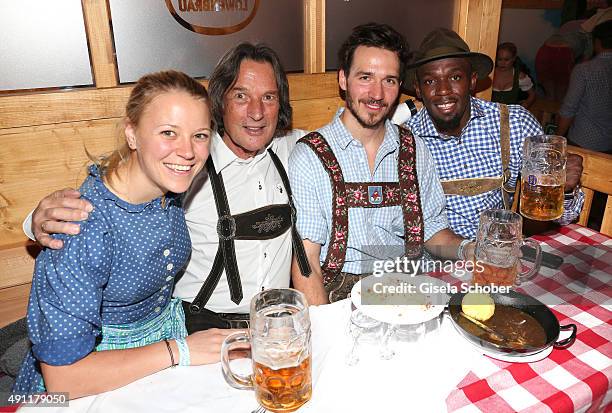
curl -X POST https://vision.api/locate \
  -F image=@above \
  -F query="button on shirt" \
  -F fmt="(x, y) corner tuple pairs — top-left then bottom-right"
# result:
(559, 51), (612, 153)
(173, 131), (303, 313)
(407, 97), (584, 239)
(289, 109), (448, 275)
(19, 165), (190, 381)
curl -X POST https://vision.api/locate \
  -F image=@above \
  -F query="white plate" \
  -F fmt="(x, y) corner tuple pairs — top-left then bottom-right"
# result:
(350, 274), (448, 325)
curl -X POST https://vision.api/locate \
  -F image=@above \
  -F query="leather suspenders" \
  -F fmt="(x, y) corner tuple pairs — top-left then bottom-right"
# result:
(440, 103), (514, 208)
(189, 148), (311, 313)
(267, 149), (312, 278)
(297, 127), (425, 285)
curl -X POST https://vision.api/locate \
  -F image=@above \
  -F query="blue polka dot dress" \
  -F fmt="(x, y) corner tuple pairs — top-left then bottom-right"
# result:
(13, 165), (192, 395)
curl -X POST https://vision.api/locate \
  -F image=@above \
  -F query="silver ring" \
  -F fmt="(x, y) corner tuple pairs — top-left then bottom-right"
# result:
(41, 221), (47, 233)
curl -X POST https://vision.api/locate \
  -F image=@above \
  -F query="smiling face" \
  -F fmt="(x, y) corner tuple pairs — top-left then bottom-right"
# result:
(124, 90), (211, 202)
(339, 46), (401, 133)
(415, 57), (477, 137)
(221, 59), (279, 159)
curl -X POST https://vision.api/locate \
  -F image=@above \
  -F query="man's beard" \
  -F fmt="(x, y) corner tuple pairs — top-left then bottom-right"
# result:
(431, 114), (463, 135)
(345, 89), (388, 130)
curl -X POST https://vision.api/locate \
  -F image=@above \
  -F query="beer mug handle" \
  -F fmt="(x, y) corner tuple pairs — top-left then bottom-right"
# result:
(517, 239), (542, 284)
(221, 331), (253, 390)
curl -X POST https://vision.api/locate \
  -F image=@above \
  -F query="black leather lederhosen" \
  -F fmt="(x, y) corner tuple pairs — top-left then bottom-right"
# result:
(183, 148), (311, 332)
(297, 127), (425, 303)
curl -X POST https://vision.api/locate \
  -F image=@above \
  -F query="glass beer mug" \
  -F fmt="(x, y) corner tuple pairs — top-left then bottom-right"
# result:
(221, 289), (312, 412)
(473, 209), (542, 287)
(520, 135), (567, 221)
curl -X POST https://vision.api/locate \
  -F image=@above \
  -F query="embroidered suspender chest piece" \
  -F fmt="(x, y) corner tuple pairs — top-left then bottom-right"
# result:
(297, 127), (424, 285)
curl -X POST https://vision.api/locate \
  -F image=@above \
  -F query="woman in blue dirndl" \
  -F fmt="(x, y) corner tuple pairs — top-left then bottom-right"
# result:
(13, 71), (237, 399)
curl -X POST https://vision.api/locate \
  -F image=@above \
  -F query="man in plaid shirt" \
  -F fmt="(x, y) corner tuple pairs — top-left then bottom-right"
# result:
(404, 28), (585, 240)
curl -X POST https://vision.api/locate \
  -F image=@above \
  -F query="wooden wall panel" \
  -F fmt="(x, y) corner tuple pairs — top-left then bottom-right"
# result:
(0, 74), (338, 130)
(0, 284), (31, 328)
(292, 97), (343, 131)
(0, 120), (120, 248)
(0, 243), (38, 290)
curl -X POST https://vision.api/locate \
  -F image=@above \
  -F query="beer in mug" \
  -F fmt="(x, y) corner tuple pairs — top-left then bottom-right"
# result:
(474, 209), (542, 287)
(520, 135), (566, 221)
(222, 289), (312, 412)
(520, 176), (564, 221)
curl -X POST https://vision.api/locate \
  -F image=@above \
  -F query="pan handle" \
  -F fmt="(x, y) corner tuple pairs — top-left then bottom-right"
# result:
(553, 324), (577, 349)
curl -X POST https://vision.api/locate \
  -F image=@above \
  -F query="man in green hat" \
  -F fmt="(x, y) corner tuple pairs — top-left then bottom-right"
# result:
(403, 28), (585, 240)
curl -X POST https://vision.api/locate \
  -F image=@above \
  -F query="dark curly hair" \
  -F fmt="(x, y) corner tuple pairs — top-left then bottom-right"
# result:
(208, 42), (292, 137)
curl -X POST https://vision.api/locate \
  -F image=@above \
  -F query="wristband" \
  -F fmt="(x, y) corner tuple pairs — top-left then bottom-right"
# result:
(176, 337), (191, 366)
(564, 184), (580, 201)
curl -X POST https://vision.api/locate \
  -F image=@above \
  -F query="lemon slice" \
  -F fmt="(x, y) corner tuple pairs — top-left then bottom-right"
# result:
(461, 292), (495, 321)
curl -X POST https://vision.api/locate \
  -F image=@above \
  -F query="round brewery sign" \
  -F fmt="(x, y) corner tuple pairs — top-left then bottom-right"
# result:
(166, 0), (260, 35)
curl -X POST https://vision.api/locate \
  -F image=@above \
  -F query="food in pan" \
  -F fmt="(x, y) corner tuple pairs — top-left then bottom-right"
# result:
(457, 305), (547, 349)
(461, 292), (495, 321)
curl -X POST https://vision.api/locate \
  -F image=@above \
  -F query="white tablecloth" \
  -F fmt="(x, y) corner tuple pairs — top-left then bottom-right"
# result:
(19, 300), (484, 413)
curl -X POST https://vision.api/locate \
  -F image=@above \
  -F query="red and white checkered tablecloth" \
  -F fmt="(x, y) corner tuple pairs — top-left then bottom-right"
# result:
(446, 224), (612, 413)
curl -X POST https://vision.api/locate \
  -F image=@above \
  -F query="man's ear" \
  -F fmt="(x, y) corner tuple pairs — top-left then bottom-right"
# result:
(125, 124), (137, 150)
(414, 79), (421, 99)
(339, 69), (347, 92)
(470, 71), (478, 92)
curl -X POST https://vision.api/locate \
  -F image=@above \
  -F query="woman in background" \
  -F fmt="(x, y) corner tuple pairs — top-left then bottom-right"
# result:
(492, 42), (536, 108)
(13, 70), (238, 399)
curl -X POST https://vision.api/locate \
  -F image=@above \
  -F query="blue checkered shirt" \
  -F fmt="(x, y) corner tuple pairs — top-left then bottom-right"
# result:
(407, 97), (584, 239)
(289, 109), (448, 274)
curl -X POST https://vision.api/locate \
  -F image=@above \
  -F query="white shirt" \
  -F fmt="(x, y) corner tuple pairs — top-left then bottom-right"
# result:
(173, 130), (304, 313)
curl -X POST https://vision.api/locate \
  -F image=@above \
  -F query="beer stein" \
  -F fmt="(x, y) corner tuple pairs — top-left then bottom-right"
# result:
(473, 209), (542, 287)
(221, 289), (311, 413)
(520, 135), (567, 221)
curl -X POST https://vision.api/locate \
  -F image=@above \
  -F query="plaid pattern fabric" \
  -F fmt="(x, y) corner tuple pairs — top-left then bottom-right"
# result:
(443, 224), (612, 412)
(289, 109), (448, 275)
(407, 97), (584, 239)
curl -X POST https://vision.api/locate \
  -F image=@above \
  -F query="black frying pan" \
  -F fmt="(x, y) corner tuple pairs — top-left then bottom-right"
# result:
(448, 290), (577, 357)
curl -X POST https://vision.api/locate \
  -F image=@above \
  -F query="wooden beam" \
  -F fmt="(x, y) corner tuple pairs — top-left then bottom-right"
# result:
(303, 0), (325, 73)
(602, 195), (612, 237)
(453, 0), (503, 100)
(0, 73), (338, 129)
(81, 0), (118, 87)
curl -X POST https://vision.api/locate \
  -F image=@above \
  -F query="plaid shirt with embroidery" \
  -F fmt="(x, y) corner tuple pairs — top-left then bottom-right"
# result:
(407, 97), (584, 239)
(289, 109), (448, 275)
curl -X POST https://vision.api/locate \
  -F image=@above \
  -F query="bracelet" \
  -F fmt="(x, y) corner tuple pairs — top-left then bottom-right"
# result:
(163, 339), (177, 368)
(176, 337), (191, 366)
(457, 239), (473, 261)
(564, 184), (580, 201)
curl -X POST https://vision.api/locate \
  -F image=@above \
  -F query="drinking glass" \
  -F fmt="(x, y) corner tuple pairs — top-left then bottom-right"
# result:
(520, 135), (567, 221)
(221, 289), (311, 413)
(345, 309), (384, 365)
(473, 209), (542, 287)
